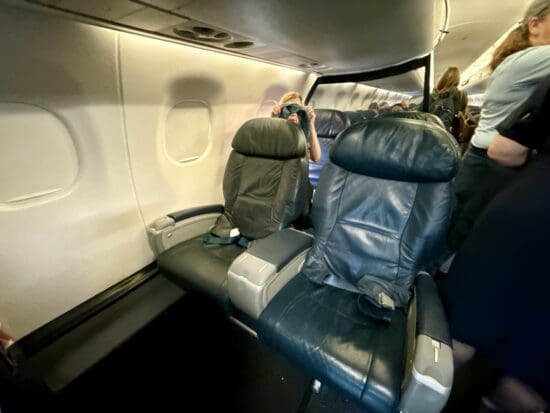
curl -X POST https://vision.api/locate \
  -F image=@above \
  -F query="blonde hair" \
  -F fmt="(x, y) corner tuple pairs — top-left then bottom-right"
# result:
(436, 67), (460, 94)
(279, 91), (303, 105)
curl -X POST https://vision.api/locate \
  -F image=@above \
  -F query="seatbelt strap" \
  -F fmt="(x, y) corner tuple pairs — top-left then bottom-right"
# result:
(203, 227), (252, 248)
(236, 237), (250, 248)
(357, 294), (395, 323)
(202, 234), (240, 245)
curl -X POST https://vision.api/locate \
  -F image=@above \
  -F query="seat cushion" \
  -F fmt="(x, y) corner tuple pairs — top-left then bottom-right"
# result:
(257, 274), (407, 413)
(158, 235), (244, 308)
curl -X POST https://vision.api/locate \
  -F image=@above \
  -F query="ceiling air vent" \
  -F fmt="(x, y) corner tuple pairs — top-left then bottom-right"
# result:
(224, 41), (254, 49)
(173, 25), (232, 43)
(299, 61), (321, 68)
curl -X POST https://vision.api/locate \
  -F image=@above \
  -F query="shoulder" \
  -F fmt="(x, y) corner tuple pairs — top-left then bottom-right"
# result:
(499, 46), (550, 70)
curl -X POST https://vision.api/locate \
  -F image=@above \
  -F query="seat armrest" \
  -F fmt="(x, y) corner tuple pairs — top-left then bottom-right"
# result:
(167, 205), (224, 223)
(399, 272), (453, 413)
(228, 228), (313, 319)
(147, 204), (223, 256)
(415, 272), (451, 346)
(247, 228), (313, 271)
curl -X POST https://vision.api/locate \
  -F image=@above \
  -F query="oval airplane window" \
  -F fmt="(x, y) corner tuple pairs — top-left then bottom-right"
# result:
(0, 103), (78, 204)
(165, 101), (211, 164)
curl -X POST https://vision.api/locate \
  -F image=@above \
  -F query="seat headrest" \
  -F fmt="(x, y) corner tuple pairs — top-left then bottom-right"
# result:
(233, 118), (307, 159)
(380, 110), (446, 129)
(344, 111), (366, 125)
(314, 109), (350, 140)
(330, 118), (460, 182)
(359, 109), (378, 119)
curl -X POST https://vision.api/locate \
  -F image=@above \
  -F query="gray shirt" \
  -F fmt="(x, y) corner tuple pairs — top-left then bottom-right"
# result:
(471, 45), (550, 149)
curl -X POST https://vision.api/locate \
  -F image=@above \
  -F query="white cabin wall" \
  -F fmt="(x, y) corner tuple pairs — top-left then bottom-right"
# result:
(0, 6), (152, 340)
(118, 32), (314, 223)
(310, 83), (357, 111)
(311, 83), (411, 112)
(0, 4), (315, 340)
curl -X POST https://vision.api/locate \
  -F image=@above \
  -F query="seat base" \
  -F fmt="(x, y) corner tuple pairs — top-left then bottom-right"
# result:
(158, 235), (244, 309)
(257, 273), (407, 413)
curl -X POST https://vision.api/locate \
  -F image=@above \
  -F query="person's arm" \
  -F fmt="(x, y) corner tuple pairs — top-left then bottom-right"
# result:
(488, 75), (549, 166)
(306, 105), (321, 162)
(487, 76), (550, 166)
(487, 135), (529, 167)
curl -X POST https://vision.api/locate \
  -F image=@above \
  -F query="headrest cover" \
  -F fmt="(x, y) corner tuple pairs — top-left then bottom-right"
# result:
(232, 118), (307, 159)
(380, 110), (446, 129)
(314, 109), (350, 139)
(330, 118), (460, 182)
(278, 104), (311, 137)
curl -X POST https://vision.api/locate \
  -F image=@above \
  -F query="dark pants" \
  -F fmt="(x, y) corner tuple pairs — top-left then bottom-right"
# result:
(440, 157), (550, 401)
(447, 145), (517, 251)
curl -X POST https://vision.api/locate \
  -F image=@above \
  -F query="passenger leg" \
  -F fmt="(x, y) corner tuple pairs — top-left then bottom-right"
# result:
(441, 159), (550, 408)
(447, 146), (516, 252)
(480, 376), (547, 413)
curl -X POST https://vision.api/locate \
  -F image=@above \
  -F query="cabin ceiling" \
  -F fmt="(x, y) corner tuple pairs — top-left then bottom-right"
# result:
(7, 0), (534, 96)
(433, 0), (531, 87)
(21, 0), (434, 76)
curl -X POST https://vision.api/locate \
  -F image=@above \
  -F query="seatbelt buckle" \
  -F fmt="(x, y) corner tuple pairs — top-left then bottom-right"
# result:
(229, 228), (240, 237)
(378, 292), (395, 310)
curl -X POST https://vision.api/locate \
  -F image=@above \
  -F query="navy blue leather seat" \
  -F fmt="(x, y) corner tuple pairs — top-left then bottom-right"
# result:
(258, 118), (460, 412)
(309, 109), (350, 188)
(344, 110), (366, 125)
(158, 118), (310, 309)
(359, 109), (378, 119)
(380, 110), (446, 129)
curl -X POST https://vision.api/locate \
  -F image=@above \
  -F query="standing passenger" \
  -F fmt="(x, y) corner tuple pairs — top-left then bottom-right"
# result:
(428, 66), (468, 130)
(447, 0), (550, 252)
(440, 74), (550, 413)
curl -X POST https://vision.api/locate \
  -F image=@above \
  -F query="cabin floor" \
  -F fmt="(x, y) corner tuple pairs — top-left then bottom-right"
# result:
(0, 292), (495, 413)
(0, 293), (369, 413)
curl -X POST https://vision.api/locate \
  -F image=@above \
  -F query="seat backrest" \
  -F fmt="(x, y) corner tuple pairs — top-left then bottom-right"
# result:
(380, 110), (446, 129)
(358, 109), (378, 119)
(309, 109), (350, 188)
(302, 118), (460, 309)
(214, 118), (310, 240)
(344, 111), (366, 125)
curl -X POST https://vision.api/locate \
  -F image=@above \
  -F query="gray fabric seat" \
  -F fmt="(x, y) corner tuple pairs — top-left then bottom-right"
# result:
(258, 118), (460, 412)
(158, 118), (310, 309)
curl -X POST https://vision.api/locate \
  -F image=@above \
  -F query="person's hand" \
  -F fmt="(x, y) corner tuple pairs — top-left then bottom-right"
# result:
(461, 116), (478, 142)
(451, 111), (466, 140)
(271, 104), (281, 117)
(306, 105), (316, 124)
